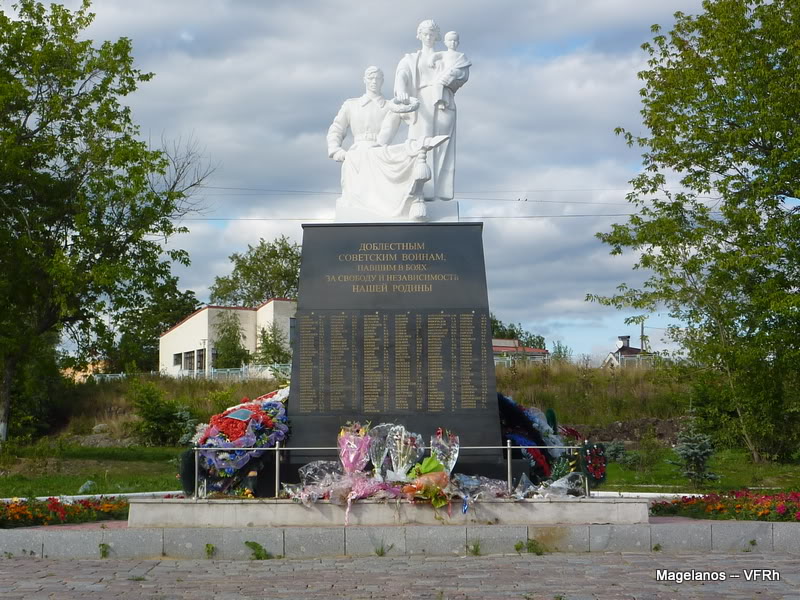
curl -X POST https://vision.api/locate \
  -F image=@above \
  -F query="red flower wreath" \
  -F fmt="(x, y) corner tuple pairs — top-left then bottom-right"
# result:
(202, 402), (275, 443)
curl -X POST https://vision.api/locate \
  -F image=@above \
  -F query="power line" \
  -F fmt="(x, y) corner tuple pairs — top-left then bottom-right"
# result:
(199, 192), (635, 206)
(198, 185), (723, 207)
(179, 213), (641, 222)
(202, 185), (641, 194)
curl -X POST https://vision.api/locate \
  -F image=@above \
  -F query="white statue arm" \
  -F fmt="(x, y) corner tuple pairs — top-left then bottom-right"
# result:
(326, 102), (350, 161)
(394, 57), (413, 103)
(377, 97), (420, 145)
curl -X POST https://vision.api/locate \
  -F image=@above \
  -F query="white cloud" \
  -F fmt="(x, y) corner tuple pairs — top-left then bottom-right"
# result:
(48, 0), (709, 353)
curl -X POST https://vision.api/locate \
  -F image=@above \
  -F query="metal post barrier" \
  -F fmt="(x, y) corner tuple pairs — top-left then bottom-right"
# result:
(274, 443), (281, 497)
(506, 439), (513, 493)
(188, 443), (591, 498)
(583, 440), (590, 498)
(193, 448), (199, 501)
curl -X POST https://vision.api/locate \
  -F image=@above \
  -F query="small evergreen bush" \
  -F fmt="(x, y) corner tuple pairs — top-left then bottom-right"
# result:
(670, 413), (718, 488)
(604, 440), (627, 463)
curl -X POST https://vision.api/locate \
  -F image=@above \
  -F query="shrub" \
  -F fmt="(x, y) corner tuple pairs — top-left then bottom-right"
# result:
(604, 440), (627, 463)
(621, 429), (663, 473)
(175, 407), (200, 446)
(130, 380), (183, 446)
(669, 413), (718, 488)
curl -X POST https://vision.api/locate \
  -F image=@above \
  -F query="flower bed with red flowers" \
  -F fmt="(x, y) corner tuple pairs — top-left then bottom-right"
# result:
(650, 490), (800, 522)
(0, 496), (129, 529)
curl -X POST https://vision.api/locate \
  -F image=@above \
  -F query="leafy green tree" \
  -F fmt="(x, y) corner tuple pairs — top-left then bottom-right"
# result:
(489, 313), (545, 350)
(589, 0), (800, 461)
(209, 235), (301, 306)
(212, 312), (251, 369)
(254, 322), (291, 365)
(8, 332), (74, 440)
(549, 341), (573, 363)
(0, 1), (209, 442)
(102, 276), (200, 373)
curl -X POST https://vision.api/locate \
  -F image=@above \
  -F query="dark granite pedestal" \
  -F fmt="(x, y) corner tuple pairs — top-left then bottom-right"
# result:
(287, 223), (503, 479)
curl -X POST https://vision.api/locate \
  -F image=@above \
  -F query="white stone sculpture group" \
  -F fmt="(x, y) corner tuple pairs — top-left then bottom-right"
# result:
(327, 20), (471, 221)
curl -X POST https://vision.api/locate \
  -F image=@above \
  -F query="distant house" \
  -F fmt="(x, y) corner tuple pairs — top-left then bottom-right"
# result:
(62, 360), (111, 383)
(158, 298), (297, 376)
(492, 338), (549, 365)
(602, 335), (648, 368)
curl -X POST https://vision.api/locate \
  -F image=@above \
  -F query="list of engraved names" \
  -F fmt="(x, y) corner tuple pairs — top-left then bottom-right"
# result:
(295, 310), (490, 415)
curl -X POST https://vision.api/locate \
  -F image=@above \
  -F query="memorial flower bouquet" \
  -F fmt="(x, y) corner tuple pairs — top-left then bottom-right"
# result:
(386, 425), (425, 482)
(338, 422), (372, 474)
(402, 455), (450, 508)
(367, 422), (395, 480)
(430, 428), (459, 474)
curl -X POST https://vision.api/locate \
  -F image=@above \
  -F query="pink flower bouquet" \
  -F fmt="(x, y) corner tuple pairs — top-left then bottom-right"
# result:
(337, 422), (371, 474)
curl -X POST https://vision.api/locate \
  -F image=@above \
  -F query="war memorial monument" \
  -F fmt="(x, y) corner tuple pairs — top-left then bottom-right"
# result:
(133, 19), (646, 535)
(287, 19), (504, 477)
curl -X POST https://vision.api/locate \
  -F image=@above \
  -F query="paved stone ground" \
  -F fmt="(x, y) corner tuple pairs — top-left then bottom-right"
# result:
(0, 553), (797, 599)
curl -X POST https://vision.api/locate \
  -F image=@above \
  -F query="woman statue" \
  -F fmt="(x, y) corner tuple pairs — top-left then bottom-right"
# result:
(394, 20), (471, 201)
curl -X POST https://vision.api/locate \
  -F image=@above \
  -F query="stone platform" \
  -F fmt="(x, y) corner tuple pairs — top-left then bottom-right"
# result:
(128, 497), (649, 528)
(3, 519), (799, 560)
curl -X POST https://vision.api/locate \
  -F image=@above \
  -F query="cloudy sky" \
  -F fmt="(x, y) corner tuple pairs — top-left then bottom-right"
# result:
(48, 0), (708, 359)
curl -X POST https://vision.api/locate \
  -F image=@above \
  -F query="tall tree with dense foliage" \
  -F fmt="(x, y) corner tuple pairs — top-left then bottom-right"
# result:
(254, 322), (292, 366)
(0, 1), (209, 441)
(102, 276), (200, 373)
(212, 312), (251, 369)
(209, 235), (301, 306)
(589, 0), (800, 461)
(490, 314), (546, 350)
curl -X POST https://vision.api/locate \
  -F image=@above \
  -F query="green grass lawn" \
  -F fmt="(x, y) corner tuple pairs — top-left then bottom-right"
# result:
(0, 445), (182, 498)
(603, 448), (800, 493)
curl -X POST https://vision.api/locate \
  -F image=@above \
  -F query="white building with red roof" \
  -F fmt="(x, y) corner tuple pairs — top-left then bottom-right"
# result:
(492, 338), (549, 365)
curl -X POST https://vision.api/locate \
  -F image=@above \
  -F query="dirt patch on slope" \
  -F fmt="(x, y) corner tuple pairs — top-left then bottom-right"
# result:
(569, 417), (685, 445)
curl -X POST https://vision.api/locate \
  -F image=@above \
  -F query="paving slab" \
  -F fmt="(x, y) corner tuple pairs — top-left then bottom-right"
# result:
(651, 522), (712, 552)
(41, 529), (103, 559)
(711, 521), (772, 553)
(283, 526), (344, 558)
(405, 525), (466, 556)
(101, 528), (163, 559)
(465, 524), (527, 555)
(772, 522), (800, 554)
(220, 528), (284, 560)
(529, 524), (590, 552)
(345, 525), (406, 557)
(0, 529), (43, 558)
(590, 524), (650, 552)
(163, 527), (227, 559)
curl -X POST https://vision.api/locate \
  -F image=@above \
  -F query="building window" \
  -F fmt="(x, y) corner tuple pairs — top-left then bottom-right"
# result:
(173, 353), (181, 367)
(196, 349), (205, 371)
(183, 351), (195, 371)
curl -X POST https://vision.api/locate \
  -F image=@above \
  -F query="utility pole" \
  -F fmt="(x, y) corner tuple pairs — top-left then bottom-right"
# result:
(640, 321), (646, 352)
